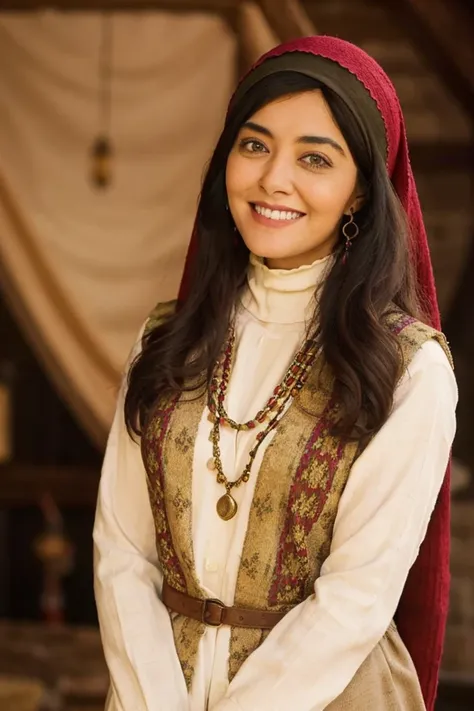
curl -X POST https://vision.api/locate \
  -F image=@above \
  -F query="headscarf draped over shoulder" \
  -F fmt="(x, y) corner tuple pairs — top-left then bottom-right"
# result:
(178, 36), (449, 711)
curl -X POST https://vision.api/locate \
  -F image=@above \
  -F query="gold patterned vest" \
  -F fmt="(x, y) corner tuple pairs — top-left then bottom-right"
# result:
(141, 302), (452, 702)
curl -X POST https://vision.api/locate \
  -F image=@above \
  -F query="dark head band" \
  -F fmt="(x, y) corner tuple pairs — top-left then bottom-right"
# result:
(231, 52), (387, 162)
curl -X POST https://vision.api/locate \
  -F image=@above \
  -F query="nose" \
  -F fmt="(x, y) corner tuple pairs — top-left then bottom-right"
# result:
(258, 152), (293, 196)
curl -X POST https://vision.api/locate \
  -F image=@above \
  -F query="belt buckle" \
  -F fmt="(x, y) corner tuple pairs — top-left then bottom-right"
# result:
(202, 598), (226, 627)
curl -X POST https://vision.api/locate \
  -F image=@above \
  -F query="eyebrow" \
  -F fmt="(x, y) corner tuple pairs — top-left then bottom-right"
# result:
(242, 121), (346, 156)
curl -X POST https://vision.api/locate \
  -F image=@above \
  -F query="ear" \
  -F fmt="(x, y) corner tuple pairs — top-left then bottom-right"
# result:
(345, 192), (365, 216)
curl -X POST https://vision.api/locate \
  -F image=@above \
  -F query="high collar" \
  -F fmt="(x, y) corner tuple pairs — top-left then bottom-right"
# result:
(240, 253), (333, 325)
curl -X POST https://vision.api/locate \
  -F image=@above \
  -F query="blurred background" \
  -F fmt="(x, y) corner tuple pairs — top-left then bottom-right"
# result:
(0, 1), (472, 709)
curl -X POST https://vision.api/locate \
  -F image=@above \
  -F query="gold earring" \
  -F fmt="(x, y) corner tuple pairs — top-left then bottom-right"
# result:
(342, 209), (359, 263)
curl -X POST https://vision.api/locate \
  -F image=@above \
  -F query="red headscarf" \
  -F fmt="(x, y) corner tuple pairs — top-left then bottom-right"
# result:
(179, 36), (449, 710)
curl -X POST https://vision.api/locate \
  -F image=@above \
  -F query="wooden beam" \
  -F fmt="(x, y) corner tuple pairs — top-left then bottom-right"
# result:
(0, 464), (99, 507)
(385, 0), (474, 120)
(256, 0), (316, 42)
(410, 141), (474, 172)
(0, 0), (236, 10)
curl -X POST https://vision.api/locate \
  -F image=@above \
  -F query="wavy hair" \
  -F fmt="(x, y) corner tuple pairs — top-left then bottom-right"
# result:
(124, 71), (423, 440)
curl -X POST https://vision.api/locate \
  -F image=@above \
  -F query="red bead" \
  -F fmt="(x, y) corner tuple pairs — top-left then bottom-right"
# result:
(248, 421), (256, 429)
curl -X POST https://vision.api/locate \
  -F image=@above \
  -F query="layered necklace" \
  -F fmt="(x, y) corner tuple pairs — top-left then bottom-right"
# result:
(207, 323), (319, 521)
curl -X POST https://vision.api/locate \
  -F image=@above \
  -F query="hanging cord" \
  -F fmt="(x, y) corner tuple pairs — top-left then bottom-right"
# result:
(91, 13), (113, 189)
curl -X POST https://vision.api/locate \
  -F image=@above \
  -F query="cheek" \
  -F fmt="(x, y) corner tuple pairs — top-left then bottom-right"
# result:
(226, 153), (258, 197)
(303, 172), (357, 214)
(225, 154), (240, 196)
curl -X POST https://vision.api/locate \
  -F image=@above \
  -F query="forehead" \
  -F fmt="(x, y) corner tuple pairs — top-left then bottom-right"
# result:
(246, 90), (345, 142)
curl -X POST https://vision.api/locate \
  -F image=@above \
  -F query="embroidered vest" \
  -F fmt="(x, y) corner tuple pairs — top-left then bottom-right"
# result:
(141, 302), (452, 692)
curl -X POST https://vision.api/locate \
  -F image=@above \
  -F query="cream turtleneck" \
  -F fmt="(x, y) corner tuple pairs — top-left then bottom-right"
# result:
(94, 253), (457, 711)
(242, 252), (333, 325)
(230, 254), (330, 423)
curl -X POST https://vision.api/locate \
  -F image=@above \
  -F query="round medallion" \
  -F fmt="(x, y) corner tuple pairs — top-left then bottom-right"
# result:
(216, 493), (238, 521)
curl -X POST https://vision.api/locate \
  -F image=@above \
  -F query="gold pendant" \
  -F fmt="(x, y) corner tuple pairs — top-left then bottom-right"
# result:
(216, 493), (238, 521)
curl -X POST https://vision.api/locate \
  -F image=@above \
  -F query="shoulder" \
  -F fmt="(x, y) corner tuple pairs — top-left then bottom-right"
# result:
(395, 338), (457, 414)
(404, 339), (455, 384)
(143, 299), (177, 337)
(384, 308), (456, 410)
(385, 309), (454, 371)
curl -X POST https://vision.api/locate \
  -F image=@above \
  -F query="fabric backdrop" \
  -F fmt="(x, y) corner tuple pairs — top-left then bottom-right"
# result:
(0, 11), (236, 446)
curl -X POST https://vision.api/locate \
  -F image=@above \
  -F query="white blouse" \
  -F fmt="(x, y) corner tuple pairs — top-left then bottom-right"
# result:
(93, 254), (457, 711)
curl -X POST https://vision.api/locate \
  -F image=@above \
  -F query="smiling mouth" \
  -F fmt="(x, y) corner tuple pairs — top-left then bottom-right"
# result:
(250, 203), (305, 222)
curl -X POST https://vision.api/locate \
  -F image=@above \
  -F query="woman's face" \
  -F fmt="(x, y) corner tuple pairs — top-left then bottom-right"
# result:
(226, 90), (361, 270)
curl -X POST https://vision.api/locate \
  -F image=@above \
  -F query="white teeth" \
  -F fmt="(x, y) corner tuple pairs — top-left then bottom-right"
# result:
(254, 204), (302, 221)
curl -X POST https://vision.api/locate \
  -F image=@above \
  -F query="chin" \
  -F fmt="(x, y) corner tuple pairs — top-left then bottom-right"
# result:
(246, 242), (282, 258)
(244, 238), (335, 270)
(240, 233), (297, 260)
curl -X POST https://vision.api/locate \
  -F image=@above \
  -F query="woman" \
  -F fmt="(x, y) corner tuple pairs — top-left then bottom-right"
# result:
(93, 36), (457, 711)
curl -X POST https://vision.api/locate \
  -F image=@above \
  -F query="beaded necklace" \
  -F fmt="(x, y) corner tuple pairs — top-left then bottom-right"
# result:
(207, 324), (318, 520)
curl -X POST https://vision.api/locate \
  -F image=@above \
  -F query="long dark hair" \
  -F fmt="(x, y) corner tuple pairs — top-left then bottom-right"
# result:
(125, 72), (422, 440)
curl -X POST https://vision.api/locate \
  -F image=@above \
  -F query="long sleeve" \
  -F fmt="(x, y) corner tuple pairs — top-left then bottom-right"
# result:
(212, 339), (457, 711)
(93, 334), (188, 711)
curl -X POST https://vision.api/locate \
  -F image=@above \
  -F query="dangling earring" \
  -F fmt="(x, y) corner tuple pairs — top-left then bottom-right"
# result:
(342, 208), (359, 264)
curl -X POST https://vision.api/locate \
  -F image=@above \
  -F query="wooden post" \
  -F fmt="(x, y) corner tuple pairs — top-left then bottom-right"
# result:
(34, 493), (74, 624)
(386, 0), (474, 119)
(238, 2), (279, 70)
(256, 0), (316, 43)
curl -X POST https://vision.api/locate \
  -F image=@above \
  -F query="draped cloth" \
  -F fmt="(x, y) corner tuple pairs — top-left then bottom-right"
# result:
(0, 13), (236, 445)
(178, 36), (450, 711)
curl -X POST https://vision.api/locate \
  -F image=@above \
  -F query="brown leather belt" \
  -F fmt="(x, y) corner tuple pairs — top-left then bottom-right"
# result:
(162, 580), (286, 629)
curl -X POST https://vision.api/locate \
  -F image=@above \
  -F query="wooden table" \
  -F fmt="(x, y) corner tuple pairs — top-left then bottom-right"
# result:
(0, 675), (45, 711)
(0, 621), (108, 710)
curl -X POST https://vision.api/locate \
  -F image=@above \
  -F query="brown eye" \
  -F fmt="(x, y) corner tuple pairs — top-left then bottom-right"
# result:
(239, 138), (268, 154)
(301, 153), (331, 169)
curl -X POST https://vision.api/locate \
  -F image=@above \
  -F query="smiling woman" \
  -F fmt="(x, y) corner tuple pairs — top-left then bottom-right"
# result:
(226, 90), (361, 268)
(94, 37), (457, 711)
